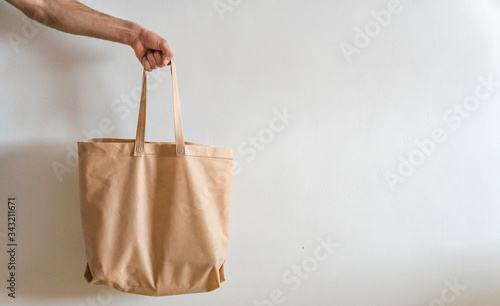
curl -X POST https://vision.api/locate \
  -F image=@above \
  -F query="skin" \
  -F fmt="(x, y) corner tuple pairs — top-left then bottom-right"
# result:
(5, 0), (173, 71)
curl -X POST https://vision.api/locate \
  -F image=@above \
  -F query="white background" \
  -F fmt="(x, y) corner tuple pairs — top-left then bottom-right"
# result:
(1, 0), (500, 305)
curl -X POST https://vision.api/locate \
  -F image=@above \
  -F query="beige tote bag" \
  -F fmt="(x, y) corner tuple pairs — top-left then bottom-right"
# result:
(77, 59), (234, 296)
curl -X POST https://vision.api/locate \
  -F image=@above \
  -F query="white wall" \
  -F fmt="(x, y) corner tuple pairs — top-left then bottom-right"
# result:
(1, 0), (500, 305)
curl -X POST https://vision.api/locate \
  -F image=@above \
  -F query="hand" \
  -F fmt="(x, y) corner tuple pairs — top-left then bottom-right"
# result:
(130, 27), (173, 72)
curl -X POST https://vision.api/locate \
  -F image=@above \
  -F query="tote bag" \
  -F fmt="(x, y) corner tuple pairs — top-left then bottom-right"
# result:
(77, 59), (234, 296)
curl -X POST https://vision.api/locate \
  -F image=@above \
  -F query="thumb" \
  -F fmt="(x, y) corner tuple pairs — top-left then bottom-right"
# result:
(160, 41), (174, 65)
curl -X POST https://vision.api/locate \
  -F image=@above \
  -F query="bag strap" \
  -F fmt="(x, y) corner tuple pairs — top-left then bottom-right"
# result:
(134, 58), (185, 157)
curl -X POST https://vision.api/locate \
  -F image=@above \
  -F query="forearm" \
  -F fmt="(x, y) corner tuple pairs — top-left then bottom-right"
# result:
(6, 0), (142, 46)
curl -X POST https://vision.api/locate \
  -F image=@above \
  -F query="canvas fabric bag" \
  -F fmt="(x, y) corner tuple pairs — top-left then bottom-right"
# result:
(77, 59), (234, 296)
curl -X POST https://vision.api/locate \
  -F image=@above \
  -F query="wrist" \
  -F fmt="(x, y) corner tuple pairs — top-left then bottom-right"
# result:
(123, 21), (144, 46)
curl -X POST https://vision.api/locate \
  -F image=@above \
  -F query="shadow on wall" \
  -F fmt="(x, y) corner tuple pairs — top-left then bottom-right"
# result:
(0, 141), (119, 302)
(0, 4), (119, 303)
(0, 141), (124, 303)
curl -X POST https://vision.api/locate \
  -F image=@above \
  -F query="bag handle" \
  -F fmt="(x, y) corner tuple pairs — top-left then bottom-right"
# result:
(134, 58), (185, 157)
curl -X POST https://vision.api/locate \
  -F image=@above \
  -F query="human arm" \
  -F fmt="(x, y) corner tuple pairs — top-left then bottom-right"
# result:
(5, 0), (172, 71)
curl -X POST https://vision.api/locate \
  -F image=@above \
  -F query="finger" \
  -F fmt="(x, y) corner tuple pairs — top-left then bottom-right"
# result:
(146, 50), (158, 69)
(162, 52), (173, 66)
(159, 41), (173, 66)
(153, 51), (164, 67)
(142, 56), (152, 72)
